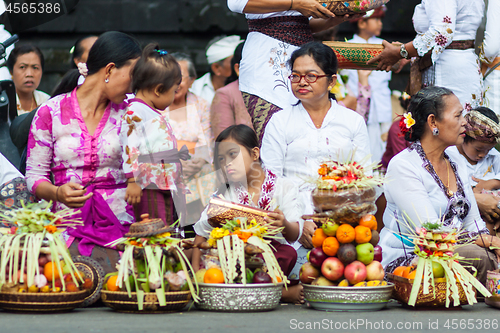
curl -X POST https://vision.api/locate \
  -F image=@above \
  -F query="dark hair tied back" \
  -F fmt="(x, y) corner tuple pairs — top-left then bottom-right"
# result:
(131, 43), (182, 94)
(404, 86), (455, 142)
(289, 42), (338, 101)
(52, 31), (141, 96)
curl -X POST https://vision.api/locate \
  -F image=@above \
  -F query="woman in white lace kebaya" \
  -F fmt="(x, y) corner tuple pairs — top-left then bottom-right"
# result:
(370, 0), (485, 108)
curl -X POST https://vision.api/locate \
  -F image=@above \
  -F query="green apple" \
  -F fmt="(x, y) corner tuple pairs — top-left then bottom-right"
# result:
(432, 262), (445, 278)
(356, 243), (374, 265)
(322, 221), (340, 237)
(195, 269), (207, 283)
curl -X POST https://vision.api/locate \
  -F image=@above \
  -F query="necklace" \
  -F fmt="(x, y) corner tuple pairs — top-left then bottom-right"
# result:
(444, 157), (454, 197)
(314, 123), (321, 128)
(29, 93), (35, 111)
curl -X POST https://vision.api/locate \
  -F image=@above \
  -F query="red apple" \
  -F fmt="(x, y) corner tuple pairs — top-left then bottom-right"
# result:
(365, 261), (385, 281)
(253, 270), (273, 284)
(309, 247), (328, 268)
(321, 257), (344, 281)
(344, 261), (367, 285)
(373, 245), (383, 262)
(299, 262), (320, 284)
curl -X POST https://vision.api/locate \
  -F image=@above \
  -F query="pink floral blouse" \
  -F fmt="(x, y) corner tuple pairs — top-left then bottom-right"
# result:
(26, 88), (134, 255)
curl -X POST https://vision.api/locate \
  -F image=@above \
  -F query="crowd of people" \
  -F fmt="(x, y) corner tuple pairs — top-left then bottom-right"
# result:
(1, 0), (500, 304)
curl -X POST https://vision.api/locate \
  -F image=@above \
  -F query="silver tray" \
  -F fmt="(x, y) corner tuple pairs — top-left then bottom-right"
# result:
(304, 283), (394, 312)
(196, 282), (283, 312)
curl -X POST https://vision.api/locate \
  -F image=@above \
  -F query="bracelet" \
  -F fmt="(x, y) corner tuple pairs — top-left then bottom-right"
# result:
(288, 0), (293, 11)
(127, 179), (136, 184)
(55, 186), (61, 202)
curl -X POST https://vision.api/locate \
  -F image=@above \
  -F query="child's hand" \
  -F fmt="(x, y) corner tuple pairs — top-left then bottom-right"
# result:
(472, 177), (500, 192)
(125, 182), (142, 205)
(265, 208), (287, 229)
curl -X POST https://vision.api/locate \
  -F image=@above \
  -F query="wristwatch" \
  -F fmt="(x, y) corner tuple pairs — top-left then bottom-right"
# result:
(400, 43), (409, 59)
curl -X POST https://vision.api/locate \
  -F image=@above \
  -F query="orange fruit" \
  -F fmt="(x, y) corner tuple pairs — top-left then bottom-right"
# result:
(322, 237), (340, 256)
(401, 266), (413, 278)
(392, 266), (407, 277)
(336, 224), (355, 243)
(312, 228), (328, 248)
(106, 275), (120, 291)
(354, 225), (372, 244)
(359, 214), (377, 230)
(407, 270), (418, 279)
(43, 262), (61, 281)
(204, 267), (225, 284)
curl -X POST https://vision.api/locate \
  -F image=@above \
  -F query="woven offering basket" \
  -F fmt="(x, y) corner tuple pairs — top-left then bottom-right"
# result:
(486, 270), (500, 309)
(387, 273), (474, 307)
(0, 289), (88, 312)
(206, 198), (270, 227)
(317, 0), (390, 16)
(311, 187), (376, 224)
(323, 41), (384, 70)
(100, 290), (192, 313)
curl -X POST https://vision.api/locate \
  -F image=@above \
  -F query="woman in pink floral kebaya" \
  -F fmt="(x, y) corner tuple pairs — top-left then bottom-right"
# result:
(26, 32), (141, 266)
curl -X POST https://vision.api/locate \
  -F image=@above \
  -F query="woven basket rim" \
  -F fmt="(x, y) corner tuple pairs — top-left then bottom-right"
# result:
(323, 41), (385, 49)
(0, 289), (88, 297)
(386, 273), (448, 284)
(100, 290), (191, 295)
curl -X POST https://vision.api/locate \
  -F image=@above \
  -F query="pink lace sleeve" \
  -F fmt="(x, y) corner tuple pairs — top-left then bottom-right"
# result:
(26, 105), (54, 194)
(356, 82), (371, 123)
(413, 0), (457, 64)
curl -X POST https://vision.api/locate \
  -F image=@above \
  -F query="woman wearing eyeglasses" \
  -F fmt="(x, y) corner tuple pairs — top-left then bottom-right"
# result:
(261, 42), (371, 270)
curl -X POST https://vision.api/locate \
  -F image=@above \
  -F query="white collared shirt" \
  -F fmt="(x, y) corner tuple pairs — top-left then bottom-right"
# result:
(261, 99), (372, 215)
(16, 90), (50, 116)
(189, 72), (215, 106)
(446, 145), (500, 186)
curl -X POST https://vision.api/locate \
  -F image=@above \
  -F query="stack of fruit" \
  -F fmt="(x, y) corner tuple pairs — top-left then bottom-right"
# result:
(388, 219), (491, 307)
(0, 200), (89, 294)
(300, 214), (386, 287)
(196, 217), (286, 286)
(104, 215), (199, 310)
(1, 253), (93, 294)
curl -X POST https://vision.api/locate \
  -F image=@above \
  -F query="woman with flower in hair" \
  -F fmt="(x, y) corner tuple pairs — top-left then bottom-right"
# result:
(446, 107), (500, 230)
(369, 0), (484, 108)
(26, 31), (141, 272)
(379, 86), (500, 286)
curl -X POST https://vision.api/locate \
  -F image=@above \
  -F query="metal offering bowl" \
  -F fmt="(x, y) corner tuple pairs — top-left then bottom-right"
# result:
(196, 282), (283, 312)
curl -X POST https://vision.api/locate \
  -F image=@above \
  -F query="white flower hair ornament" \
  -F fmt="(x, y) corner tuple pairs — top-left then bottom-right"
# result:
(77, 62), (88, 77)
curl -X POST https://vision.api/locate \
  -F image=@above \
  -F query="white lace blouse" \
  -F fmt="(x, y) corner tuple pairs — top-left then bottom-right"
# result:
(413, 0), (484, 64)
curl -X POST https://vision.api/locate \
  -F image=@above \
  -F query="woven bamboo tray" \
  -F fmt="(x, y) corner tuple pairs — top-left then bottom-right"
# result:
(206, 198), (270, 227)
(317, 0), (389, 16)
(387, 273), (474, 307)
(323, 41), (384, 70)
(100, 290), (192, 313)
(0, 289), (88, 312)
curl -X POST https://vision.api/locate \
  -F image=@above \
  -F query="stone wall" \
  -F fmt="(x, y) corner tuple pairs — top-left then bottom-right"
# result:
(14, 0), (420, 94)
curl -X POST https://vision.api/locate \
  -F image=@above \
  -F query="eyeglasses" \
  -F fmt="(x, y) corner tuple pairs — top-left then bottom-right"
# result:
(288, 73), (334, 83)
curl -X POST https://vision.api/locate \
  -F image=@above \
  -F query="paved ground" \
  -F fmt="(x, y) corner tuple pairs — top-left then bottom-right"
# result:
(1, 301), (499, 333)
